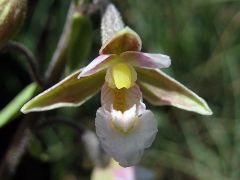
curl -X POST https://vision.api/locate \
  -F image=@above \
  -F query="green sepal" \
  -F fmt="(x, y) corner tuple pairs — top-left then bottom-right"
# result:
(21, 69), (105, 113)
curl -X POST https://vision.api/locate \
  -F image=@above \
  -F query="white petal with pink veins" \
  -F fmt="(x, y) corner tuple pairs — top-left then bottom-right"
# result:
(101, 83), (145, 113)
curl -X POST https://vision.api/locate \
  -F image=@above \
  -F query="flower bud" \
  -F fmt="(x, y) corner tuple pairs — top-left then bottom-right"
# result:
(66, 12), (93, 73)
(0, 0), (27, 48)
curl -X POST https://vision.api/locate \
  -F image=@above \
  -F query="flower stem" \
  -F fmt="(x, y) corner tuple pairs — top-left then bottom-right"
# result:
(44, 2), (75, 86)
(1, 41), (45, 87)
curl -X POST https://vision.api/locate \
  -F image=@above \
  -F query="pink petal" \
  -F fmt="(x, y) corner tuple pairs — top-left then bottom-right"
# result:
(78, 54), (116, 78)
(91, 160), (136, 180)
(121, 51), (171, 69)
(113, 166), (135, 180)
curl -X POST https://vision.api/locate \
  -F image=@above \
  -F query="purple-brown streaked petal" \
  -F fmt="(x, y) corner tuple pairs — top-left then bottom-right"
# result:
(99, 27), (142, 55)
(21, 69), (105, 113)
(101, 83), (145, 114)
(121, 51), (171, 69)
(137, 68), (212, 115)
(78, 54), (116, 78)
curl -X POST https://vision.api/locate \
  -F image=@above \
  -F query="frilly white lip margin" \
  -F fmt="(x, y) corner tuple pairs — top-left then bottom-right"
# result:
(95, 105), (158, 167)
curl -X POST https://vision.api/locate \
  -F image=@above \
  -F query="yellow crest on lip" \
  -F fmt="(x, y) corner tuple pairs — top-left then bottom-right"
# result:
(112, 63), (133, 89)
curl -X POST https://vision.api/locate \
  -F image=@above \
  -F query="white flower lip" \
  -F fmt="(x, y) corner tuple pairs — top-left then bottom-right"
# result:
(95, 107), (158, 167)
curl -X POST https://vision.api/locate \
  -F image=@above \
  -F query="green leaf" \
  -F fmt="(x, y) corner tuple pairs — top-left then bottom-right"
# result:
(21, 69), (105, 113)
(0, 83), (37, 127)
(137, 68), (212, 115)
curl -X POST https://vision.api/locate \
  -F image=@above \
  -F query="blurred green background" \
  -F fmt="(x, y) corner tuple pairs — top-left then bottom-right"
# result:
(0, 0), (240, 179)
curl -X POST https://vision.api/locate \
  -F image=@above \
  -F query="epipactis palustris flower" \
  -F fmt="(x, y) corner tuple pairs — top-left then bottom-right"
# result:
(21, 27), (212, 167)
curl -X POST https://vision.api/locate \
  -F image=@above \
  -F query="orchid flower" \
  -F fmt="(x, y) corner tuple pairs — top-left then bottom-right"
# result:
(21, 27), (212, 167)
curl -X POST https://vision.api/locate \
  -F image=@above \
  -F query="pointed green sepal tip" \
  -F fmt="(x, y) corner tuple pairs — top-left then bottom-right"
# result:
(99, 27), (142, 55)
(21, 70), (105, 114)
(137, 68), (213, 116)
